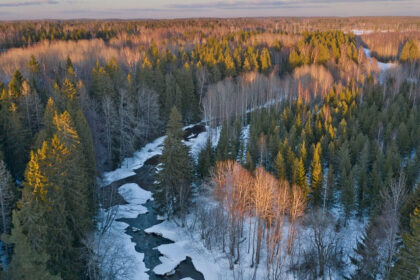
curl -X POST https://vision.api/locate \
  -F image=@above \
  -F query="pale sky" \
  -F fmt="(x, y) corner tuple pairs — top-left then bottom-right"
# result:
(0, 0), (419, 20)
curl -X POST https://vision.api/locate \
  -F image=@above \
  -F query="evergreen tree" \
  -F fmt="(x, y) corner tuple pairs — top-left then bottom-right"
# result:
(349, 225), (382, 280)
(16, 109), (94, 279)
(260, 48), (272, 75)
(216, 121), (229, 162)
(0, 93), (29, 177)
(274, 151), (286, 180)
(8, 70), (24, 99)
(0, 160), (16, 236)
(400, 39), (420, 62)
(155, 107), (193, 218)
(310, 143), (323, 206)
(390, 207), (420, 280)
(294, 157), (309, 196)
(197, 137), (213, 179)
(338, 142), (354, 219)
(1, 212), (61, 280)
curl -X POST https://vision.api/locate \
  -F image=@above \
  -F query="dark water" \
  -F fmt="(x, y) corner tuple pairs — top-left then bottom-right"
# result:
(118, 198), (204, 280)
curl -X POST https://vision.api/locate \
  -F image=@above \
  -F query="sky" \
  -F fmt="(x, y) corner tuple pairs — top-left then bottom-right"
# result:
(0, 0), (419, 20)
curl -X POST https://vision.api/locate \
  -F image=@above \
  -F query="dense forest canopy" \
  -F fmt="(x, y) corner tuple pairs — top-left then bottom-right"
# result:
(0, 17), (419, 280)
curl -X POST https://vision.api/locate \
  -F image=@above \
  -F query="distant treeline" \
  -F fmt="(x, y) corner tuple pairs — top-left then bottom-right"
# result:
(1, 17), (420, 49)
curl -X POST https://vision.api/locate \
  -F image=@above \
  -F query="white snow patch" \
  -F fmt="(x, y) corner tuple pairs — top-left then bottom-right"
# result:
(115, 183), (153, 219)
(146, 220), (222, 279)
(352, 29), (373, 35)
(184, 129), (209, 162)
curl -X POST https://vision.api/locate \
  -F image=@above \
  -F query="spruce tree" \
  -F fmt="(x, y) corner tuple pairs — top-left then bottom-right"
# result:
(310, 143), (323, 206)
(260, 48), (272, 75)
(216, 121), (229, 162)
(155, 107), (193, 218)
(390, 207), (420, 280)
(197, 137), (213, 179)
(0, 160), (16, 236)
(274, 151), (286, 180)
(294, 157), (309, 196)
(1, 212), (61, 280)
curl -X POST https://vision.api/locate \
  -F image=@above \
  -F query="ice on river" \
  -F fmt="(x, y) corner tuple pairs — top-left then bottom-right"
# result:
(96, 183), (153, 280)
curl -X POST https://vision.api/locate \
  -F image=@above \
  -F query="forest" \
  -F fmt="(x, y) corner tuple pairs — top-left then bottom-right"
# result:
(0, 17), (419, 280)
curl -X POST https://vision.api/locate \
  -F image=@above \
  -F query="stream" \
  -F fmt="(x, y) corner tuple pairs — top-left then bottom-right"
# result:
(102, 124), (206, 280)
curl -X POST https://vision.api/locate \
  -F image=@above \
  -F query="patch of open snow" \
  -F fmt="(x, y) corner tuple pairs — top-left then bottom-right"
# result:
(352, 29), (373, 35)
(184, 129), (209, 162)
(146, 220), (222, 279)
(115, 183), (153, 219)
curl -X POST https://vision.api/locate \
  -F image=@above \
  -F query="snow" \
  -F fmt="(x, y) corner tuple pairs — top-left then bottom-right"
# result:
(145, 219), (223, 279)
(101, 136), (165, 185)
(239, 125), (250, 161)
(97, 118), (371, 280)
(97, 124), (212, 280)
(363, 47), (396, 73)
(94, 183), (154, 279)
(99, 218), (149, 280)
(115, 183), (153, 219)
(184, 129), (209, 162)
(352, 29), (373, 35)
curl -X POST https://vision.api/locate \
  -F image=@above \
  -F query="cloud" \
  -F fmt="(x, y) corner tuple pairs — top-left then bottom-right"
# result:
(168, 0), (412, 10)
(0, 0), (59, 7)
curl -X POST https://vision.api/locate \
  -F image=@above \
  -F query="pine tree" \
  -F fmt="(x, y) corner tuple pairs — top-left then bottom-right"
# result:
(400, 39), (420, 62)
(294, 157), (309, 196)
(155, 107), (193, 218)
(16, 109), (94, 279)
(311, 143), (323, 206)
(0, 94), (29, 177)
(289, 49), (302, 68)
(390, 207), (420, 280)
(1, 211), (61, 280)
(260, 48), (272, 75)
(316, 44), (330, 64)
(274, 151), (286, 180)
(28, 55), (40, 74)
(350, 226), (382, 280)
(338, 142), (354, 219)
(0, 160), (16, 236)
(8, 70), (24, 99)
(197, 137), (213, 179)
(216, 121), (229, 162)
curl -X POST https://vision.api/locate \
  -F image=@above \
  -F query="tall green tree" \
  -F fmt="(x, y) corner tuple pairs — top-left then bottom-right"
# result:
(310, 143), (323, 206)
(197, 137), (213, 179)
(155, 107), (193, 218)
(390, 207), (420, 280)
(1, 212), (61, 280)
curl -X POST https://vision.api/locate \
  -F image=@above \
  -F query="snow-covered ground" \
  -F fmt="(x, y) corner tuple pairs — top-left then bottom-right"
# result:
(352, 29), (373, 35)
